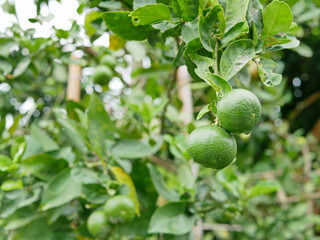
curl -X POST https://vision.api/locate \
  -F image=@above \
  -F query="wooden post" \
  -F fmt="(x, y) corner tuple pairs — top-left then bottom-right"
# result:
(176, 65), (193, 126)
(67, 55), (81, 102)
(176, 66), (203, 239)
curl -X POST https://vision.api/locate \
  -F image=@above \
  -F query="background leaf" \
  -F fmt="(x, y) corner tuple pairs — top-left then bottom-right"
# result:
(41, 169), (82, 210)
(148, 202), (195, 235)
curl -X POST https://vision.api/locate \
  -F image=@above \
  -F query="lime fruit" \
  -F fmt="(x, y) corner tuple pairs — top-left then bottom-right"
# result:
(92, 65), (112, 85)
(103, 195), (136, 223)
(187, 125), (237, 169)
(217, 89), (261, 134)
(100, 55), (116, 67)
(87, 210), (109, 237)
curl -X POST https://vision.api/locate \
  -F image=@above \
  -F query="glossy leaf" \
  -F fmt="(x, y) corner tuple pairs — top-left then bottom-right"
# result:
(196, 103), (211, 120)
(220, 39), (255, 81)
(129, 4), (171, 26)
(103, 11), (152, 40)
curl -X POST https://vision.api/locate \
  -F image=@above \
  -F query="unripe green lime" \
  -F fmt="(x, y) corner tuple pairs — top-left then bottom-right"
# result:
(103, 195), (136, 223)
(187, 125), (237, 169)
(100, 55), (116, 67)
(92, 65), (113, 85)
(87, 210), (109, 237)
(217, 89), (261, 134)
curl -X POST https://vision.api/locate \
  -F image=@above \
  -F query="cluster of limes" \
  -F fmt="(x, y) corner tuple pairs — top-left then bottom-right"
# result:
(92, 55), (116, 85)
(87, 195), (135, 238)
(187, 89), (261, 170)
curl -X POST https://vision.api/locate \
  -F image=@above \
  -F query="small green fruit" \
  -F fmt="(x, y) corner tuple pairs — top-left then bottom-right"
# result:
(103, 195), (136, 223)
(217, 89), (261, 134)
(100, 55), (117, 67)
(87, 210), (109, 237)
(187, 125), (237, 169)
(92, 65), (113, 85)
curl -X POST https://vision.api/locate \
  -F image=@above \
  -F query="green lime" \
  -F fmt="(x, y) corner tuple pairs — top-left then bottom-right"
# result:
(92, 65), (113, 85)
(103, 195), (136, 223)
(100, 55), (117, 67)
(187, 125), (237, 169)
(217, 89), (261, 134)
(87, 210), (109, 237)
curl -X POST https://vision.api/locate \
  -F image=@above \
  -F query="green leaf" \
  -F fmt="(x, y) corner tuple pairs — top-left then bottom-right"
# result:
(147, 163), (180, 201)
(196, 103), (211, 120)
(257, 58), (282, 87)
(263, 35), (291, 47)
(197, 72), (232, 94)
(13, 58), (31, 78)
(172, 0), (199, 22)
(220, 39), (255, 81)
(148, 202), (195, 235)
(41, 169), (82, 210)
(287, 22), (298, 35)
(84, 11), (103, 36)
(262, 0), (293, 36)
(199, 5), (225, 51)
(233, 66), (251, 87)
(189, 54), (231, 93)
(248, 181), (280, 198)
(0, 155), (14, 172)
(103, 11), (152, 41)
(87, 94), (114, 157)
(221, 21), (249, 48)
(129, 4), (171, 26)
(0, 57), (12, 73)
(55, 111), (88, 154)
(181, 19), (198, 43)
(112, 139), (154, 159)
(133, 0), (157, 9)
(183, 38), (203, 56)
(30, 125), (59, 152)
(178, 164), (195, 189)
(21, 154), (67, 181)
(1, 180), (23, 191)
(225, 0), (250, 32)
(264, 35), (300, 52)
(246, 0), (263, 33)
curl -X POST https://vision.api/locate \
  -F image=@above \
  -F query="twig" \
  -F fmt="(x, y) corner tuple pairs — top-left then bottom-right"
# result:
(202, 223), (243, 232)
(289, 91), (320, 121)
(149, 156), (177, 172)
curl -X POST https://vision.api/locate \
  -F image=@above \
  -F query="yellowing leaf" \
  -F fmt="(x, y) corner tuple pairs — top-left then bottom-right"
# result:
(111, 166), (140, 215)
(109, 34), (126, 50)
